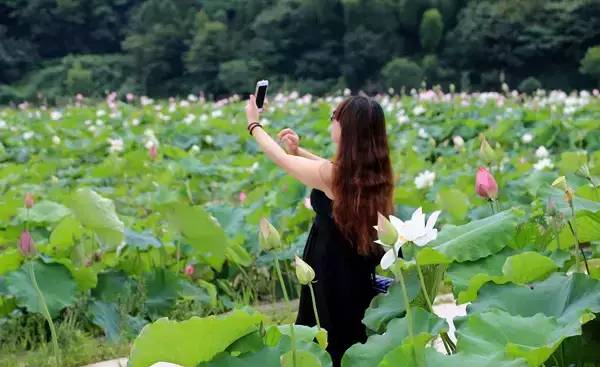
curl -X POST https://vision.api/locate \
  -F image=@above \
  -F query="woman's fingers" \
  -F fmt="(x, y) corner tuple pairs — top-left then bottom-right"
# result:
(277, 128), (294, 139)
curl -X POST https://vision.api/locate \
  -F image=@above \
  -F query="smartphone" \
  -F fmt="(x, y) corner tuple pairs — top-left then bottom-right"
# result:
(255, 80), (269, 112)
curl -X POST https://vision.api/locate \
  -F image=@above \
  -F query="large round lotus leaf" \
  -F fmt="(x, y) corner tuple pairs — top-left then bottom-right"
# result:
(69, 188), (124, 248)
(378, 343), (528, 367)
(342, 307), (446, 367)
(456, 310), (580, 366)
(129, 310), (264, 367)
(0, 249), (23, 276)
(17, 200), (71, 223)
(501, 251), (557, 285)
(281, 350), (322, 367)
(468, 273), (600, 329)
(418, 209), (520, 265)
(362, 269), (420, 333)
(446, 247), (515, 303)
(5, 260), (77, 318)
(170, 203), (230, 270)
(199, 347), (282, 367)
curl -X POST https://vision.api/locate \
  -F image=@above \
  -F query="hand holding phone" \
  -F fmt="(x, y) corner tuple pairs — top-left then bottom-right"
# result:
(255, 80), (269, 112)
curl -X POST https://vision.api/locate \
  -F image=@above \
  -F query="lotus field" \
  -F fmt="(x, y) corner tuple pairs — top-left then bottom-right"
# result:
(1, 89), (600, 367)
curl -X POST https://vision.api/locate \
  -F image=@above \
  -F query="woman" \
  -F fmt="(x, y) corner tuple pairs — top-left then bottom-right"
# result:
(245, 94), (394, 366)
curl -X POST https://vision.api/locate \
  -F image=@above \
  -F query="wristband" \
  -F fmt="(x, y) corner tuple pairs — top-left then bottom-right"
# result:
(249, 124), (263, 136)
(247, 122), (260, 131)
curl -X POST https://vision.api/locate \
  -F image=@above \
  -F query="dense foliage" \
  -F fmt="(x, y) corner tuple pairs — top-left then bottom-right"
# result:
(0, 88), (599, 366)
(1, 0), (600, 103)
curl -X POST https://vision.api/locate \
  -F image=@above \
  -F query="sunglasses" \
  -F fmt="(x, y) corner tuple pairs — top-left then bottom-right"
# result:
(330, 111), (336, 122)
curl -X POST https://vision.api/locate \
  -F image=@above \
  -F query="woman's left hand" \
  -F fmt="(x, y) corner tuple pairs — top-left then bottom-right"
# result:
(246, 94), (260, 127)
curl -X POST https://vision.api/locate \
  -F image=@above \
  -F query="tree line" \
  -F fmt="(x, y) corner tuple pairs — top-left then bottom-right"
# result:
(1, 0), (599, 103)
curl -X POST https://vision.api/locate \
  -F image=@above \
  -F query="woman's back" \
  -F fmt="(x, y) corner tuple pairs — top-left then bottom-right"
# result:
(296, 188), (380, 366)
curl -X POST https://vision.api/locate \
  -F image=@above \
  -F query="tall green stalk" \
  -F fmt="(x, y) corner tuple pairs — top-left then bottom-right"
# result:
(274, 257), (297, 367)
(568, 202), (590, 274)
(27, 262), (60, 367)
(307, 283), (321, 329)
(415, 261), (455, 353)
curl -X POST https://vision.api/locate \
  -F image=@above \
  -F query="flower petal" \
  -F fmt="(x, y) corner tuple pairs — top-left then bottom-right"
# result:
(381, 249), (397, 270)
(425, 210), (441, 231)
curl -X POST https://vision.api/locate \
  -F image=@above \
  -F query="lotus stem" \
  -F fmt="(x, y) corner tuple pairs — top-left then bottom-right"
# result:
(488, 200), (496, 214)
(274, 256), (297, 367)
(415, 261), (455, 353)
(568, 202), (590, 274)
(308, 282), (321, 329)
(28, 262), (60, 367)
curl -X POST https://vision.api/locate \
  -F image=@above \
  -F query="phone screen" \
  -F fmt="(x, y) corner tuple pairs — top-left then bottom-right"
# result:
(255, 84), (267, 109)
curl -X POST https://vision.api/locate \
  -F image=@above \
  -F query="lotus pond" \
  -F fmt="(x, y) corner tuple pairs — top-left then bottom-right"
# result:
(0, 89), (599, 367)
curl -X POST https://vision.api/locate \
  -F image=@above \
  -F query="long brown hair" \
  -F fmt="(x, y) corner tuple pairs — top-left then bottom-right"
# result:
(331, 96), (394, 257)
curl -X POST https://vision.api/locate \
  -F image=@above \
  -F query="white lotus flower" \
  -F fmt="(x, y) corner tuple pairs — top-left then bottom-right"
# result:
(52, 135), (61, 145)
(96, 109), (106, 117)
(452, 135), (465, 148)
(0, 120), (6, 129)
(183, 114), (196, 125)
(379, 208), (441, 270)
(535, 146), (549, 159)
(22, 131), (34, 140)
(534, 158), (554, 171)
(190, 144), (200, 153)
(211, 110), (223, 118)
(108, 137), (124, 153)
(521, 133), (533, 144)
(415, 170), (436, 189)
(413, 105), (426, 116)
(418, 128), (429, 139)
(50, 111), (62, 120)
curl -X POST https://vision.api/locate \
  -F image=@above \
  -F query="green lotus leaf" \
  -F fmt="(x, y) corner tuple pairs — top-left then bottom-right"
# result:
(170, 203), (230, 270)
(70, 188), (125, 248)
(200, 346), (283, 367)
(418, 209), (520, 264)
(469, 273), (600, 330)
(456, 310), (580, 366)
(557, 210), (600, 249)
(49, 215), (83, 252)
(362, 269), (421, 332)
(143, 269), (182, 316)
(0, 249), (24, 276)
(17, 200), (71, 223)
(424, 350), (529, 367)
(5, 260), (77, 318)
(343, 307), (446, 367)
(129, 309), (264, 367)
(501, 251), (557, 285)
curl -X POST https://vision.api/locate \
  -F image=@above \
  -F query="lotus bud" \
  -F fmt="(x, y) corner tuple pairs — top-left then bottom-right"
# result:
(19, 230), (36, 257)
(184, 264), (195, 277)
(375, 212), (398, 247)
(148, 143), (158, 160)
(239, 192), (247, 203)
(259, 217), (281, 251)
(24, 192), (34, 209)
(294, 256), (315, 285)
(476, 167), (498, 200)
(479, 136), (496, 163)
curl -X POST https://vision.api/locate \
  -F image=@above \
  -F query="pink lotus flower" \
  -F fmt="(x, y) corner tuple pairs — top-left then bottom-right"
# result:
(126, 93), (134, 102)
(19, 230), (35, 257)
(476, 167), (498, 200)
(239, 191), (247, 203)
(24, 192), (34, 208)
(148, 144), (158, 160)
(184, 264), (195, 277)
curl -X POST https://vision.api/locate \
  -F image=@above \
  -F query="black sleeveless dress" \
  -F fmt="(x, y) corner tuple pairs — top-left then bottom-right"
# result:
(295, 189), (380, 366)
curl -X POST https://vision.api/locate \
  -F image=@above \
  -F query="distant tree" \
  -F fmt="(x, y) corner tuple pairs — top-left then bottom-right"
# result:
(218, 59), (263, 94)
(66, 61), (94, 95)
(518, 77), (542, 94)
(580, 46), (600, 86)
(381, 57), (423, 91)
(420, 8), (444, 52)
(123, 0), (198, 95)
